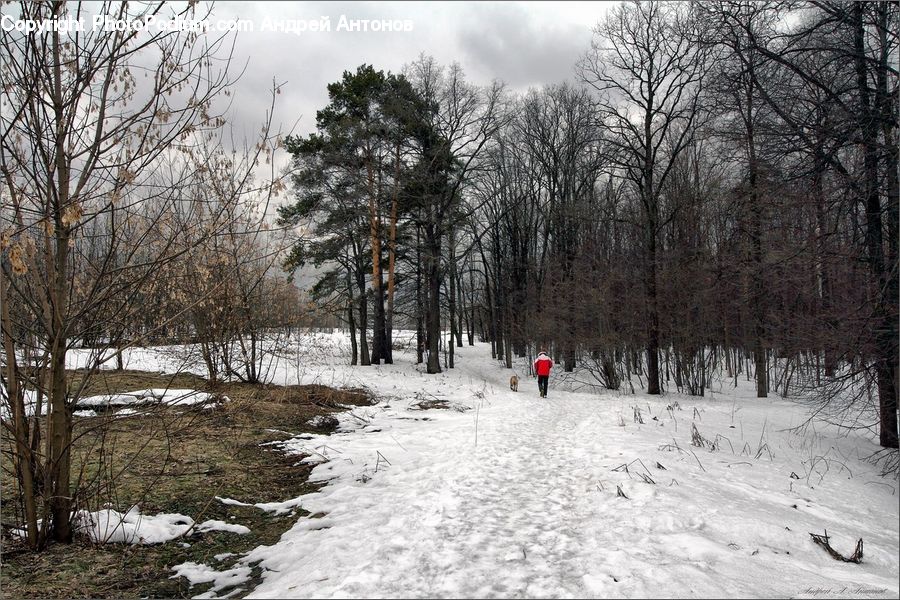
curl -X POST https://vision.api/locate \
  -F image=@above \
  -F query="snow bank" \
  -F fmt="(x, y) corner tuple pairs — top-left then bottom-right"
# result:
(3, 388), (223, 421)
(74, 507), (250, 545)
(76, 507), (193, 544)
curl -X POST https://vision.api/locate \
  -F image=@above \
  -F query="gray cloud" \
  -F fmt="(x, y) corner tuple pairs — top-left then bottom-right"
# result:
(455, 2), (598, 90)
(208, 1), (612, 143)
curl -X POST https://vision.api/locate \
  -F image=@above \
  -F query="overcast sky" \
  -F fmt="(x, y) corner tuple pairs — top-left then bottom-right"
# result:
(208, 1), (614, 144)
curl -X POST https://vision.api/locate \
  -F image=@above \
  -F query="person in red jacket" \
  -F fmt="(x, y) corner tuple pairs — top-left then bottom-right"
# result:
(534, 350), (553, 398)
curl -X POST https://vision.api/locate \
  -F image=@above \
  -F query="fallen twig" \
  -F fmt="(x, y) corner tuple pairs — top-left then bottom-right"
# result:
(637, 472), (655, 484)
(809, 530), (863, 563)
(687, 447), (707, 472)
(755, 443), (773, 461)
(374, 450), (391, 473)
(714, 433), (734, 454)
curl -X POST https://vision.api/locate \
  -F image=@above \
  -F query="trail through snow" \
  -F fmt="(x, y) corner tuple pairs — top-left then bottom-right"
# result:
(102, 335), (898, 599)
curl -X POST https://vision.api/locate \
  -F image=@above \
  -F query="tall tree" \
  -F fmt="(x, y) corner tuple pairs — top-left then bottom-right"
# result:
(704, 1), (783, 397)
(282, 65), (421, 365)
(0, 1), (277, 546)
(714, 1), (897, 446)
(405, 57), (505, 374)
(578, 1), (708, 394)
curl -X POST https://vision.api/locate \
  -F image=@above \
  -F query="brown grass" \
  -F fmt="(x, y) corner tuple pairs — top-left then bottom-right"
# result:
(1, 369), (374, 599)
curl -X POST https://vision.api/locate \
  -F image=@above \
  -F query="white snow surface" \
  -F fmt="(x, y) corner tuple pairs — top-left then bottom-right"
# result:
(2, 387), (219, 421)
(215, 495), (305, 516)
(171, 562), (253, 599)
(151, 332), (899, 599)
(0, 388), (47, 419)
(76, 388), (221, 408)
(75, 506), (250, 545)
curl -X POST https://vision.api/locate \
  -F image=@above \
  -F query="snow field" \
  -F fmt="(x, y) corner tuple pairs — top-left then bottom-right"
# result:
(161, 335), (898, 599)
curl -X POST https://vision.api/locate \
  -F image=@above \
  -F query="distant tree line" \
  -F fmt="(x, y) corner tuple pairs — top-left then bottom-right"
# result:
(279, 1), (897, 450)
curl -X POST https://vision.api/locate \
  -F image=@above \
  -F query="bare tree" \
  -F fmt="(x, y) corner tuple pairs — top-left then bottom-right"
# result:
(0, 1), (280, 547)
(405, 56), (506, 374)
(578, 0), (708, 394)
(710, 1), (897, 446)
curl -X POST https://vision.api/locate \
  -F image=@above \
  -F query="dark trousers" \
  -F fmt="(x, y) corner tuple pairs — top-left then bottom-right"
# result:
(537, 375), (549, 397)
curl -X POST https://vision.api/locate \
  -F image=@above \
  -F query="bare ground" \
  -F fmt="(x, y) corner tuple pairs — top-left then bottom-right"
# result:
(0, 369), (373, 599)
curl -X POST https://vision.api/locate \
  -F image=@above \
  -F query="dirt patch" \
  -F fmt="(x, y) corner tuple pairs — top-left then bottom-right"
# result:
(408, 395), (471, 412)
(409, 398), (453, 410)
(1, 369), (374, 599)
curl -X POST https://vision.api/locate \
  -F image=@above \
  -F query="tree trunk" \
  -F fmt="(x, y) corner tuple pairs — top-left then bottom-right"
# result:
(646, 213), (661, 395)
(750, 191), (767, 398)
(1, 275), (40, 548)
(384, 140), (401, 364)
(448, 229), (456, 369)
(425, 228), (442, 374)
(643, 93), (661, 395)
(813, 144), (837, 377)
(366, 148), (386, 364)
(347, 267), (358, 365)
(47, 27), (73, 541)
(855, 3), (897, 447)
(357, 269), (370, 366)
(467, 263), (476, 345)
(48, 238), (73, 543)
(416, 225), (424, 365)
(745, 68), (768, 398)
(504, 307), (513, 369)
(485, 272), (497, 359)
(456, 272), (464, 348)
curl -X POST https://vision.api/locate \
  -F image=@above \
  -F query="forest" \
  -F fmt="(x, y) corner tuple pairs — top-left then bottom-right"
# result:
(277, 1), (898, 448)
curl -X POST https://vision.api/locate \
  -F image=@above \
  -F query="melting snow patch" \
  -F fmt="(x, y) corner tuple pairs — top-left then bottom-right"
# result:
(170, 561), (252, 598)
(215, 495), (304, 516)
(76, 393), (139, 407)
(216, 496), (253, 508)
(76, 507), (193, 544)
(196, 520), (251, 535)
(76, 389), (225, 410)
(73, 507), (250, 544)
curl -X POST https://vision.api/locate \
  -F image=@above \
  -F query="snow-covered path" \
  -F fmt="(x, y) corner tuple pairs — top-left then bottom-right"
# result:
(153, 337), (899, 599)
(384, 398), (614, 598)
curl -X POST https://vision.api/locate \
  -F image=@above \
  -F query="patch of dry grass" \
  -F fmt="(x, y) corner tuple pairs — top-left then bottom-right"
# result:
(1, 370), (374, 599)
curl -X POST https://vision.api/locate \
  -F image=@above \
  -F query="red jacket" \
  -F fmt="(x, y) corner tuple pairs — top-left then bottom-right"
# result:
(534, 354), (553, 377)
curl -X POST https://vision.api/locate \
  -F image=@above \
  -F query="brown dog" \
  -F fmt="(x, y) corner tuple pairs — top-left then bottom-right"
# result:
(510, 374), (519, 392)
